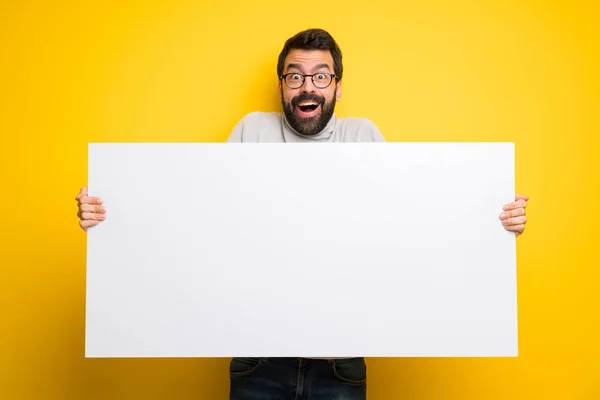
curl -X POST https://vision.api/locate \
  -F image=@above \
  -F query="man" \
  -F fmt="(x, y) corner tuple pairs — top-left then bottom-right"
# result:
(75, 28), (529, 399)
(226, 29), (384, 143)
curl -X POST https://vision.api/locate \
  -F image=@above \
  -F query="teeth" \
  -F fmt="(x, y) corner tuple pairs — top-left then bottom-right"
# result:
(299, 102), (318, 106)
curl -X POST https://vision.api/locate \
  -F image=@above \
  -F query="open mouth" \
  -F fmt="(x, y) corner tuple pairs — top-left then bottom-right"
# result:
(298, 104), (318, 112)
(296, 101), (320, 116)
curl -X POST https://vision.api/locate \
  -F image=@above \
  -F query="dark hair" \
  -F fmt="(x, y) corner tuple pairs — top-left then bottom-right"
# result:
(277, 28), (343, 81)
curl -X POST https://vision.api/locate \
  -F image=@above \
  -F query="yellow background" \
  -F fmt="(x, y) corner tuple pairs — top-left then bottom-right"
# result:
(1, 0), (598, 398)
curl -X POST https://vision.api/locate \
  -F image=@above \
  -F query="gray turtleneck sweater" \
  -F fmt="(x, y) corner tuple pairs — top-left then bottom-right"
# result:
(226, 112), (386, 142)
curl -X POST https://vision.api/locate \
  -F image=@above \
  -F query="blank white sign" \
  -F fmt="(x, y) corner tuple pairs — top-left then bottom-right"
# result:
(85, 142), (517, 358)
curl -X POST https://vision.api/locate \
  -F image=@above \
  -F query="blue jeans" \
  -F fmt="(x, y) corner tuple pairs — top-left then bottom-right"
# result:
(229, 357), (367, 400)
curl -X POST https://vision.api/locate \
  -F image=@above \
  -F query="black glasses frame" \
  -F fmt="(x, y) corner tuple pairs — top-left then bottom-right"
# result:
(280, 73), (337, 89)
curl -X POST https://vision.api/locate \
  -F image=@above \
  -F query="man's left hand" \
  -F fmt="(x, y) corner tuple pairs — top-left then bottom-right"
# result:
(499, 194), (529, 237)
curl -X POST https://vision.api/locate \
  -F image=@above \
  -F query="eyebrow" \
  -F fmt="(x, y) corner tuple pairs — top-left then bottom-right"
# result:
(286, 63), (331, 73)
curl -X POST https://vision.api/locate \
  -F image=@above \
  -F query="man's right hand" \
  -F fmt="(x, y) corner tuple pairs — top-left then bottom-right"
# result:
(76, 187), (106, 231)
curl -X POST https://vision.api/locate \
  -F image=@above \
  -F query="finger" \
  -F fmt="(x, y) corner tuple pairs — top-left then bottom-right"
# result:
(78, 195), (103, 206)
(499, 207), (526, 220)
(502, 216), (527, 226)
(80, 219), (100, 231)
(75, 187), (88, 201)
(503, 199), (527, 211)
(79, 212), (106, 221)
(504, 224), (525, 233)
(79, 204), (107, 214)
(77, 207), (107, 220)
(515, 194), (529, 201)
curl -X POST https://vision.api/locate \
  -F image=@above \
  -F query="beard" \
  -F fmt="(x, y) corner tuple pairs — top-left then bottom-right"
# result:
(282, 88), (337, 136)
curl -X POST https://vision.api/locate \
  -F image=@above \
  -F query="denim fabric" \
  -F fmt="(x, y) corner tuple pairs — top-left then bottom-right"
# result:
(229, 357), (367, 400)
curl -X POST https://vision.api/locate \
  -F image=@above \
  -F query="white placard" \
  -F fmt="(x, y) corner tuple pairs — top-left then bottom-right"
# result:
(85, 142), (517, 358)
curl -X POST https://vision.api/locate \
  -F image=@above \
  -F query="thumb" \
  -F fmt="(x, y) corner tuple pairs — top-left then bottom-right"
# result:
(75, 187), (88, 201)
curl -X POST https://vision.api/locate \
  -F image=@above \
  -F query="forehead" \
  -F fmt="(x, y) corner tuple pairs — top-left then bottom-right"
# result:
(283, 49), (334, 72)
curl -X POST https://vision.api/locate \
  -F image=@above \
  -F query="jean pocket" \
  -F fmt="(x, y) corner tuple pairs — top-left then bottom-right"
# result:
(229, 357), (264, 377)
(330, 358), (367, 386)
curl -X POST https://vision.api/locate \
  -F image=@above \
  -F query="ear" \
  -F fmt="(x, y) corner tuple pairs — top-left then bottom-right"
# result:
(335, 80), (342, 101)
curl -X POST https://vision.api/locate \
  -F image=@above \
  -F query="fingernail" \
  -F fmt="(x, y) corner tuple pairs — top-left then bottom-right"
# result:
(100, 206), (106, 213)
(98, 214), (106, 220)
(503, 205), (509, 211)
(499, 213), (507, 219)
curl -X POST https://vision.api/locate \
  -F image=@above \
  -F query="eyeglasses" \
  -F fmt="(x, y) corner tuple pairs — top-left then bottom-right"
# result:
(280, 72), (337, 89)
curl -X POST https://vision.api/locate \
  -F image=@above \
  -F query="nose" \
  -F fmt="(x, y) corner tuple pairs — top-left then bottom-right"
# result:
(301, 76), (316, 93)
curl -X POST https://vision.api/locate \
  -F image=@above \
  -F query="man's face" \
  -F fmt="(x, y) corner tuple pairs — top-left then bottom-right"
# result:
(279, 49), (342, 136)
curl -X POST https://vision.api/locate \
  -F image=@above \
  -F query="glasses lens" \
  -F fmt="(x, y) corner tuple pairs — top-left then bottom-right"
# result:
(313, 73), (332, 88)
(285, 74), (304, 88)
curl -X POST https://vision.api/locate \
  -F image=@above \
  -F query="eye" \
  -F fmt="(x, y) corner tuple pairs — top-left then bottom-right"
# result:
(290, 74), (302, 80)
(316, 73), (326, 80)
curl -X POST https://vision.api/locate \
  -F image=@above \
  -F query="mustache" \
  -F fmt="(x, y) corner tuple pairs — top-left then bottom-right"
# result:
(291, 93), (325, 108)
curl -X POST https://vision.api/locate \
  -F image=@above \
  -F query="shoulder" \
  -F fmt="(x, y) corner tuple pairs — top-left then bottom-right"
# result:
(227, 112), (283, 142)
(336, 116), (386, 142)
(240, 111), (281, 124)
(341, 117), (380, 131)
